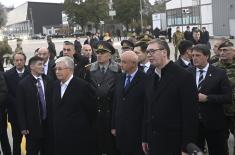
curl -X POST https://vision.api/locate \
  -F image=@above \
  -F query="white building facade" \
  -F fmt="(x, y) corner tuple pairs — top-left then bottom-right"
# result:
(166, 0), (235, 37)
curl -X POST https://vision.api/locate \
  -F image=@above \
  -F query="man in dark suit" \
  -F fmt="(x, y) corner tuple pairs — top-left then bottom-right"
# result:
(188, 44), (233, 155)
(37, 47), (56, 80)
(47, 37), (56, 60)
(53, 56), (96, 155)
(0, 71), (11, 155)
(16, 56), (53, 155)
(201, 27), (210, 47)
(74, 35), (82, 54)
(134, 40), (154, 76)
(62, 41), (90, 81)
(142, 39), (198, 155)
(184, 26), (192, 41)
(191, 29), (204, 46)
(175, 40), (194, 69)
(111, 51), (146, 155)
(4, 52), (30, 155)
(167, 27), (172, 43)
(82, 44), (97, 63)
(89, 41), (120, 155)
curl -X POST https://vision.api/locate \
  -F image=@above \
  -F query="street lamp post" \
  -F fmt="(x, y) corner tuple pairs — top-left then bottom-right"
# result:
(29, 8), (34, 36)
(181, 0), (183, 31)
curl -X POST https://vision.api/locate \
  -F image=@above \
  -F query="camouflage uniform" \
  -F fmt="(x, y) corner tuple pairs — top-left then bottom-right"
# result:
(173, 31), (184, 60)
(214, 59), (235, 155)
(210, 54), (220, 64)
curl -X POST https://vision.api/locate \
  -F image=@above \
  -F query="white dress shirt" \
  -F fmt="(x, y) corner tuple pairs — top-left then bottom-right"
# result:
(44, 59), (49, 75)
(140, 61), (151, 73)
(16, 68), (25, 74)
(60, 75), (73, 98)
(125, 68), (138, 86)
(33, 75), (45, 99)
(181, 58), (191, 66)
(196, 63), (209, 87)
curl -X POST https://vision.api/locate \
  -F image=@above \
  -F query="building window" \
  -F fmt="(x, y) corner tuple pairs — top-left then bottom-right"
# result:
(167, 6), (200, 26)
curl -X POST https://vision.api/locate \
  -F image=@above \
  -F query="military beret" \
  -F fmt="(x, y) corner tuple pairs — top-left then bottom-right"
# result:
(95, 41), (115, 55)
(218, 40), (234, 49)
(121, 40), (134, 50)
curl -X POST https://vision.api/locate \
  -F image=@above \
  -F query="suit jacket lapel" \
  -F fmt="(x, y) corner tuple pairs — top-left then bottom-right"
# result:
(151, 72), (174, 104)
(124, 70), (142, 95)
(121, 74), (126, 95)
(61, 77), (75, 102)
(29, 74), (38, 99)
(151, 63), (175, 104)
(200, 65), (213, 91)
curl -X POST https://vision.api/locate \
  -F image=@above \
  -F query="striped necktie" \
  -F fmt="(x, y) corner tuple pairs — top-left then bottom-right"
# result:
(198, 70), (204, 91)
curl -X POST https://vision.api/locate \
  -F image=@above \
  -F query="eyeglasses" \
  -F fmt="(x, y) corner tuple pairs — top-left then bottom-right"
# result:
(63, 48), (71, 51)
(146, 48), (164, 55)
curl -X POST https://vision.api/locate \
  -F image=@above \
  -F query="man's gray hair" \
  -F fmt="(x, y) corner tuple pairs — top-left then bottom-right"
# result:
(55, 56), (74, 69)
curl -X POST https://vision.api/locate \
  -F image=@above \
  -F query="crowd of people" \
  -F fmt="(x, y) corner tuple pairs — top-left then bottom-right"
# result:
(0, 28), (234, 155)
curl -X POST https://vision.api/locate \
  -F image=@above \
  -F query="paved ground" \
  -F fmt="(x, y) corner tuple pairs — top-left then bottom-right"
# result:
(2, 37), (235, 154)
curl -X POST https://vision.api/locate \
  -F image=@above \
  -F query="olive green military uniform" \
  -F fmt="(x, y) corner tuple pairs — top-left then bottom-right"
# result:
(214, 60), (235, 155)
(173, 31), (184, 60)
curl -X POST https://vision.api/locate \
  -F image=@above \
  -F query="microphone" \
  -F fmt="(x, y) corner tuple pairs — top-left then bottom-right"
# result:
(186, 143), (204, 155)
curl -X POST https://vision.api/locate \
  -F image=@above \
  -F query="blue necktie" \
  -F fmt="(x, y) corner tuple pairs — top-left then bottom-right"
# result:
(37, 78), (47, 120)
(125, 75), (131, 91)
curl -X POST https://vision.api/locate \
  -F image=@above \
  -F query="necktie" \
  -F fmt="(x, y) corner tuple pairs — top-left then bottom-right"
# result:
(139, 65), (145, 72)
(101, 67), (105, 74)
(124, 75), (131, 91)
(37, 78), (47, 120)
(198, 70), (204, 91)
(18, 73), (23, 78)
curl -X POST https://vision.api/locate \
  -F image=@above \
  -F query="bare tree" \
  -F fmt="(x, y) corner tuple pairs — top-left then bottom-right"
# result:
(0, 3), (7, 28)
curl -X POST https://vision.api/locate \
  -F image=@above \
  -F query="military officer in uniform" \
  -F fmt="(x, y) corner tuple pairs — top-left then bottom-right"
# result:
(121, 40), (134, 53)
(214, 40), (235, 155)
(173, 26), (184, 61)
(89, 41), (120, 155)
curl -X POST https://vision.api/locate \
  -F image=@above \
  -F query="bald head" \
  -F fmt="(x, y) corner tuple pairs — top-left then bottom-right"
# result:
(82, 44), (92, 58)
(120, 50), (138, 74)
(120, 50), (138, 63)
(37, 47), (50, 63)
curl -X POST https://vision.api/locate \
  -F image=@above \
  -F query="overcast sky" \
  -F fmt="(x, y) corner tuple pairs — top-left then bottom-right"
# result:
(1, 0), (155, 8)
